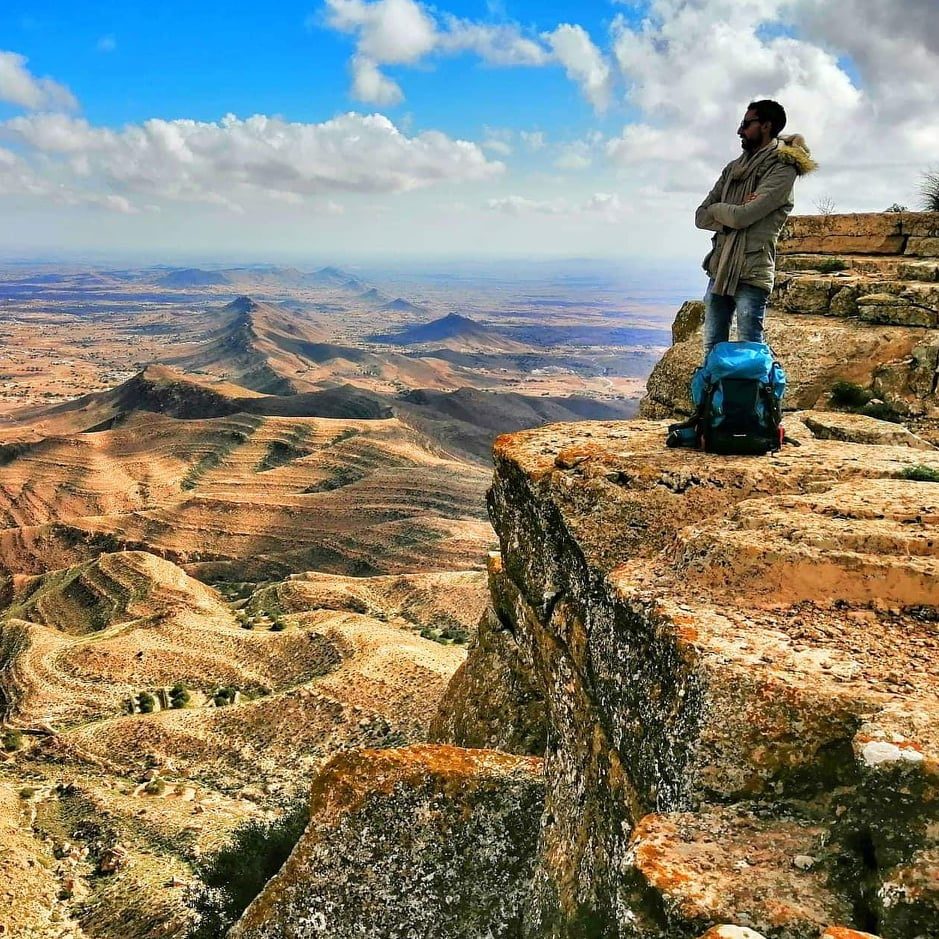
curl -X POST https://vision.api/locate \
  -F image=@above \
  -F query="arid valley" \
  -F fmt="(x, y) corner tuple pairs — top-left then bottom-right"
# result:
(0, 260), (674, 937)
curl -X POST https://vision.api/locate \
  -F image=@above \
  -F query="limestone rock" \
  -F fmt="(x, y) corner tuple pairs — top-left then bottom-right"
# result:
(905, 237), (939, 257)
(230, 745), (544, 939)
(779, 212), (906, 255)
(801, 410), (935, 449)
(877, 847), (939, 937)
(698, 929), (769, 939)
(898, 260), (939, 282)
(858, 292), (937, 328)
(628, 805), (853, 937)
(447, 420), (939, 937)
(673, 300), (706, 344)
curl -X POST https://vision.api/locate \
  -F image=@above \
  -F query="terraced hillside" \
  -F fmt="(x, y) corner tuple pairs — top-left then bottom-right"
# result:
(0, 325), (504, 934)
(0, 549), (487, 937)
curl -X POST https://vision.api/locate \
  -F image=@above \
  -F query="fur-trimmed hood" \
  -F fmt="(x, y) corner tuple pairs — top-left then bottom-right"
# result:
(777, 134), (817, 175)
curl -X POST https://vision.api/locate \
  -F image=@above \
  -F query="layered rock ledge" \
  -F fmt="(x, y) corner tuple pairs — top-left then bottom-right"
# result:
(433, 419), (938, 937)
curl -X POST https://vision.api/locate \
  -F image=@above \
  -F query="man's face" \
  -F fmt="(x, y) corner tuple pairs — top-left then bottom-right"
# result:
(738, 109), (767, 153)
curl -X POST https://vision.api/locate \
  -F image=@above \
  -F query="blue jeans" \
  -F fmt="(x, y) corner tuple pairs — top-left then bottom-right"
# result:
(702, 278), (769, 357)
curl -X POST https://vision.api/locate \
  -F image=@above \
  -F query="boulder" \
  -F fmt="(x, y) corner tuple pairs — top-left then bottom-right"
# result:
(673, 300), (706, 344)
(229, 745), (544, 939)
(905, 237), (939, 257)
(641, 310), (924, 417)
(628, 805), (853, 938)
(898, 260), (939, 282)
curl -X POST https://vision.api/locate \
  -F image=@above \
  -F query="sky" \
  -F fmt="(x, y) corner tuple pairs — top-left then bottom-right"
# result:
(0, 0), (937, 262)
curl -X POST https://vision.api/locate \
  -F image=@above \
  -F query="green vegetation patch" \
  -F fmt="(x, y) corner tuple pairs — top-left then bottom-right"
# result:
(3, 729), (24, 752)
(303, 466), (364, 493)
(212, 686), (237, 707)
(815, 258), (848, 273)
(830, 381), (872, 408)
(2, 559), (151, 634)
(419, 621), (470, 645)
(189, 797), (310, 938)
(899, 464), (939, 483)
(859, 401), (903, 423)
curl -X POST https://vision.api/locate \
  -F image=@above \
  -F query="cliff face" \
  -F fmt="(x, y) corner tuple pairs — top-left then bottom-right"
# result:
(435, 420), (938, 937)
(642, 212), (939, 436)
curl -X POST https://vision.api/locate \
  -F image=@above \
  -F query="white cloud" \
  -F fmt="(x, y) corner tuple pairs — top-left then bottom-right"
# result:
(544, 25), (613, 113)
(1, 111), (504, 213)
(482, 138), (512, 156)
(486, 191), (629, 222)
(595, 0), (939, 218)
(96, 35), (117, 53)
(326, 0), (437, 63)
(487, 195), (566, 215)
(556, 140), (595, 171)
(520, 130), (546, 151)
(320, 0), (607, 106)
(350, 55), (403, 105)
(0, 50), (78, 111)
(438, 18), (549, 65)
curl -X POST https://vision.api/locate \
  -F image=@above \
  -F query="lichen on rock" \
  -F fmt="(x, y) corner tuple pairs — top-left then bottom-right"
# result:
(229, 745), (544, 939)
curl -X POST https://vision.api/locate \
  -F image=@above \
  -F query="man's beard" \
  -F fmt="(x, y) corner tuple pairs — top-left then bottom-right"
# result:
(741, 136), (757, 153)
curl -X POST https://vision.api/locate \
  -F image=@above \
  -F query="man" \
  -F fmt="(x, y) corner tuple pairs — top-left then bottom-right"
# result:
(695, 99), (816, 356)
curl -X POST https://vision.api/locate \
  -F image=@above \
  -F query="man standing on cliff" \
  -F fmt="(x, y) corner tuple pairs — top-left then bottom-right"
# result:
(695, 100), (816, 356)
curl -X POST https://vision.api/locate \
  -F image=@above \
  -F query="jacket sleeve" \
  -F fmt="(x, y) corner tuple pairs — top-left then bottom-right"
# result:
(706, 162), (798, 230)
(694, 167), (727, 232)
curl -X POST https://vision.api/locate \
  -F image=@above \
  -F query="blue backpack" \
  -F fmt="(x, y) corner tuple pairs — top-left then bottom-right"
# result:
(666, 341), (787, 455)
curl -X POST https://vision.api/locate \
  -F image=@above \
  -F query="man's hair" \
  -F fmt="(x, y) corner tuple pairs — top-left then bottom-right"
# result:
(748, 99), (787, 137)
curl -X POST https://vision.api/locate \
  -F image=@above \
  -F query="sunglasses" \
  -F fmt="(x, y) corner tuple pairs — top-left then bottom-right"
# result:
(738, 118), (763, 130)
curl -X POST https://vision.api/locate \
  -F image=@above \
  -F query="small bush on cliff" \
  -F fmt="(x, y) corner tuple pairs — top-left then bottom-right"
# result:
(920, 170), (939, 212)
(212, 686), (237, 707)
(3, 729), (24, 752)
(188, 797), (310, 938)
(830, 381), (872, 409)
(170, 683), (190, 709)
(899, 464), (939, 483)
(136, 691), (157, 714)
(815, 257), (847, 273)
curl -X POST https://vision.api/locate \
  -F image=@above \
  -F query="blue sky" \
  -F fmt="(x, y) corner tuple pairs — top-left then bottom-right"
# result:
(0, 1), (636, 135)
(0, 1), (936, 261)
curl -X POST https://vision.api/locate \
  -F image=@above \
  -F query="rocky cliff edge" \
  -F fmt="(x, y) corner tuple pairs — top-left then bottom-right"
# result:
(234, 214), (939, 939)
